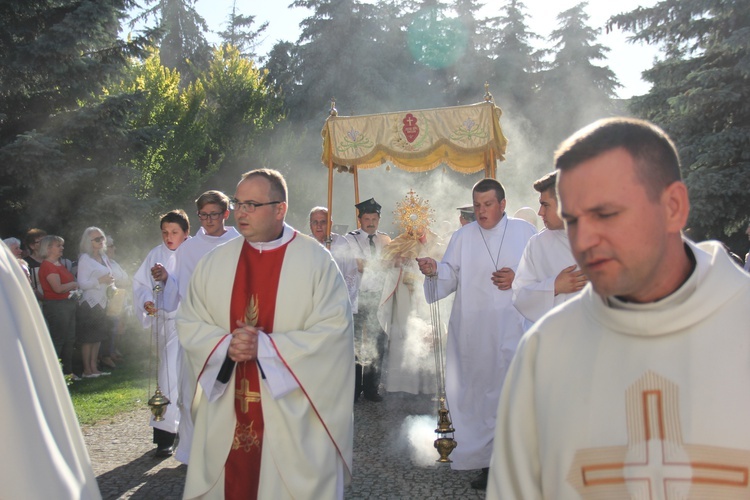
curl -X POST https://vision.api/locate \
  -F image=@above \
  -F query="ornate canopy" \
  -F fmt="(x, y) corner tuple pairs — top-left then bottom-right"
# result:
(321, 100), (507, 177)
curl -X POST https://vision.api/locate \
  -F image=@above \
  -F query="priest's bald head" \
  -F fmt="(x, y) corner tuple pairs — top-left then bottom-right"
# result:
(234, 168), (289, 243)
(554, 118), (691, 303)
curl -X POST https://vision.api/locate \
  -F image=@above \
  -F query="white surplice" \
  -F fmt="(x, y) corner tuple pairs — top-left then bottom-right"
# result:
(0, 242), (101, 499)
(425, 215), (536, 470)
(489, 240), (750, 499)
(512, 228), (579, 325)
(132, 243), (181, 433)
(162, 225), (240, 464)
(378, 234), (444, 395)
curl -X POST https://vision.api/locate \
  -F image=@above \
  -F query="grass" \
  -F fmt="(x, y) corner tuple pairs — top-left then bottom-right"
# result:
(69, 324), (162, 426)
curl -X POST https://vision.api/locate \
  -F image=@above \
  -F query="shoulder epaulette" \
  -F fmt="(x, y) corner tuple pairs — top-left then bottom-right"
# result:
(347, 230), (361, 235)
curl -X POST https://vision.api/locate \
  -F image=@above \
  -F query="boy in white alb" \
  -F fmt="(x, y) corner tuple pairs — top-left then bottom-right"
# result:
(512, 171), (586, 327)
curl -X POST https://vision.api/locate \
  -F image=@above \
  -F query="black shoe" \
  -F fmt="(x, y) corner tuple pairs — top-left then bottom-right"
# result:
(154, 444), (174, 458)
(470, 468), (489, 490)
(364, 393), (383, 402)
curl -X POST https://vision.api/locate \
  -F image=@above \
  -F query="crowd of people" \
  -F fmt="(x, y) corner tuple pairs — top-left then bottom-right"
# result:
(4, 116), (750, 499)
(3, 227), (130, 381)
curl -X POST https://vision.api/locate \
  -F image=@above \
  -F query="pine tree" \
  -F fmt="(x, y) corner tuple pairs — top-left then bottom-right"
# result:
(132, 0), (211, 83)
(485, 0), (542, 111)
(609, 0), (750, 240)
(537, 2), (620, 146)
(288, 0), (394, 121)
(217, 1), (269, 61)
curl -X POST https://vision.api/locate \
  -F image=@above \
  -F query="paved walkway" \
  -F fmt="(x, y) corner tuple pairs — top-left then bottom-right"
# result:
(83, 394), (486, 499)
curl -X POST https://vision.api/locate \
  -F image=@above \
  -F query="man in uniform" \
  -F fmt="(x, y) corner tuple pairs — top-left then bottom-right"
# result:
(417, 179), (536, 489)
(347, 198), (391, 402)
(177, 169), (354, 499)
(512, 171), (587, 326)
(457, 204), (476, 226)
(489, 118), (750, 498)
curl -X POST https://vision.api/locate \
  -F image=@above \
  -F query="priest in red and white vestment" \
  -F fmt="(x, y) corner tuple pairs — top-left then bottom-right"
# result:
(177, 169), (354, 499)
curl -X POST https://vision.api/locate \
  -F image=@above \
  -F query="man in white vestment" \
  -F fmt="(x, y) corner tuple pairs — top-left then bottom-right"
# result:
(132, 209), (190, 457)
(377, 191), (444, 396)
(162, 190), (240, 464)
(488, 118), (750, 499)
(309, 206), (358, 310)
(416, 178), (536, 490)
(347, 198), (392, 402)
(176, 169), (354, 499)
(512, 171), (587, 327)
(0, 241), (101, 500)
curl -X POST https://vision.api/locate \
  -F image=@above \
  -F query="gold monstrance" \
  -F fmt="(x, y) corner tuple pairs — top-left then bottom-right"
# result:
(148, 284), (170, 421)
(393, 190), (457, 462)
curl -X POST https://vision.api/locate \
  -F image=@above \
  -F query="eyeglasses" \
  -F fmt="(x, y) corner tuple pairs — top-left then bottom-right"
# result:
(197, 211), (224, 221)
(231, 199), (282, 214)
(91, 236), (105, 243)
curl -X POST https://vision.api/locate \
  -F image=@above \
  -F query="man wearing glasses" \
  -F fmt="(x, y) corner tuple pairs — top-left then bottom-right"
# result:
(160, 189), (240, 464)
(177, 169), (354, 499)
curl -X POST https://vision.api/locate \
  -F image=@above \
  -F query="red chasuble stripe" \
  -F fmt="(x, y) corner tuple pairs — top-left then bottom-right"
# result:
(225, 240), (289, 499)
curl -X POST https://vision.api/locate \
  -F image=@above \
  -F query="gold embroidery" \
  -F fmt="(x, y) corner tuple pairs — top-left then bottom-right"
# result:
(245, 294), (259, 327)
(568, 371), (750, 498)
(235, 378), (261, 413)
(232, 420), (261, 452)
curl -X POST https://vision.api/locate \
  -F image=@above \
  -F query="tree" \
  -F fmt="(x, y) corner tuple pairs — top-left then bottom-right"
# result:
(200, 45), (285, 179)
(108, 51), (212, 209)
(131, 0), (212, 83)
(485, 0), (543, 111)
(217, 1), (269, 61)
(536, 2), (621, 146)
(0, 0), (155, 242)
(609, 0), (750, 241)
(288, 0), (396, 121)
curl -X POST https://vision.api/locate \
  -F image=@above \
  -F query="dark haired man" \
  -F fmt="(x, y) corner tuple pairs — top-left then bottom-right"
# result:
(161, 190), (240, 464)
(417, 178), (535, 489)
(489, 118), (750, 498)
(177, 168), (353, 499)
(512, 171), (586, 326)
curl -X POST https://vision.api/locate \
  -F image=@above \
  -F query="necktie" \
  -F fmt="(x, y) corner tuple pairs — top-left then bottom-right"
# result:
(368, 234), (375, 257)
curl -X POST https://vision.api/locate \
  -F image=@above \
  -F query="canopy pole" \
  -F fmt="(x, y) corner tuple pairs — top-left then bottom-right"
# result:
(353, 165), (361, 228)
(326, 158), (334, 250)
(489, 149), (496, 179)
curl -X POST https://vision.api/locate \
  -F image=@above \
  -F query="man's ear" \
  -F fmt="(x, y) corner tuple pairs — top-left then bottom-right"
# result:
(662, 181), (690, 233)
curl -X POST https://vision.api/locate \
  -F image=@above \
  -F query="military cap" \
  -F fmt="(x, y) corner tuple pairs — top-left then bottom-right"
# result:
(355, 198), (381, 216)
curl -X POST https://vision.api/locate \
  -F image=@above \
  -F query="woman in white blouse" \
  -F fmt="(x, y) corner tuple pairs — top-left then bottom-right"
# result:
(76, 227), (115, 378)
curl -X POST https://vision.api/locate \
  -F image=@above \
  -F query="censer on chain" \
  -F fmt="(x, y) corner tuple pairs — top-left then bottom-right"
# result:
(148, 283), (170, 421)
(427, 274), (457, 462)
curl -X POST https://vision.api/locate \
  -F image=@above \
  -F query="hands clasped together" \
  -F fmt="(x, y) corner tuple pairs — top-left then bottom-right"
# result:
(229, 321), (260, 363)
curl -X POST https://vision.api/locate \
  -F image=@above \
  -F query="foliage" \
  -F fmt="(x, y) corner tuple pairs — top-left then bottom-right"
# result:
(610, 0), (750, 240)
(0, 0), (155, 244)
(130, 0), (211, 83)
(217, 0), (269, 61)
(69, 332), (152, 425)
(535, 2), (621, 147)
(106, 45), (284, 222)
(485, 0), (543, 110)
